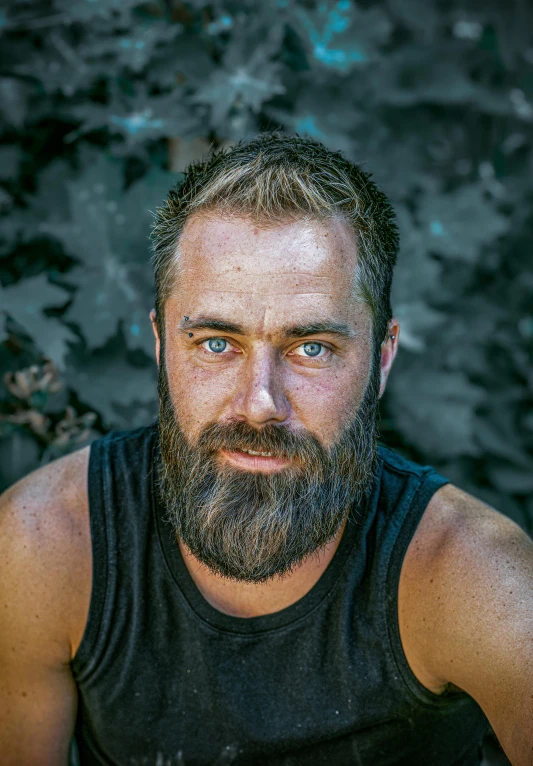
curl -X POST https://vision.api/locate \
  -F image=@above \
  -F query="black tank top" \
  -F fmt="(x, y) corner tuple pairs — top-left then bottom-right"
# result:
(71, 422), (490, 765)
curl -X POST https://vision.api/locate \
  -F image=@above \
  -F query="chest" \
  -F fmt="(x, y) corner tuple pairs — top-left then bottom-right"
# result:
(73, 567), (481, 765)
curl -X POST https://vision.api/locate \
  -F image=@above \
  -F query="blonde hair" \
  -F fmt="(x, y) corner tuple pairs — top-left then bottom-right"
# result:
(151, 132), (399, 346)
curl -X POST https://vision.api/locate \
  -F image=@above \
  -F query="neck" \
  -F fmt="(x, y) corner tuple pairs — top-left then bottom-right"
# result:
(177, 516), (349, 618)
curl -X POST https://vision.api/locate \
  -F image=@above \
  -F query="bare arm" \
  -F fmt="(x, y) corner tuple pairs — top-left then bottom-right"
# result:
(419, 485), (533, 765)
(0, 448), (91, 766)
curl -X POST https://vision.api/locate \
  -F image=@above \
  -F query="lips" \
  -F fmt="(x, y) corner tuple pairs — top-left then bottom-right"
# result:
(219, 448), (290, 471)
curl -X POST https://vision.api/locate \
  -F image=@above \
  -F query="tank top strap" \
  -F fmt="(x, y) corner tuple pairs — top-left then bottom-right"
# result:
(379, 448), (451, 705)
(71, 423), (157, 682)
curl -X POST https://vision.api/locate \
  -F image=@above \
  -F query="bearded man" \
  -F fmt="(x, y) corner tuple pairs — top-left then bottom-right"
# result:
(1, 133), (532, 766)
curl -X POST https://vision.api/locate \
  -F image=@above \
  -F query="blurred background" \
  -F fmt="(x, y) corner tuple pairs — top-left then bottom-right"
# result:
(1, 1), (532, 762)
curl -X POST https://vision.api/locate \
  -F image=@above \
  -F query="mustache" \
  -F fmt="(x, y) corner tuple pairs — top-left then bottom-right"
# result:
(191, 419), (331, 463)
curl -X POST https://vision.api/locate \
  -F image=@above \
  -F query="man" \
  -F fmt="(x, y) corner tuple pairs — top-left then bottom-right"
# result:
(0, 133), (532, 766)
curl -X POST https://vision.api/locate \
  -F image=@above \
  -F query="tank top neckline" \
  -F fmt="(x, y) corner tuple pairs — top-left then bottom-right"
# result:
(151, 430), (379, 635)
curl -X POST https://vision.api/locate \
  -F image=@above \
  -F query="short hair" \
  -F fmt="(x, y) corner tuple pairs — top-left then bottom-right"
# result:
(150, 131), (399, 348)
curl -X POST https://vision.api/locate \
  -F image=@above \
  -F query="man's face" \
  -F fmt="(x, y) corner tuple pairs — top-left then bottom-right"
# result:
(151, 213), (398, 584)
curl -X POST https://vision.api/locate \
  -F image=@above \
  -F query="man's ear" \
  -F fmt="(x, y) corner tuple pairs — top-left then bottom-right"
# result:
(379, 319), (400, 398)
(149, 309), (160, 366)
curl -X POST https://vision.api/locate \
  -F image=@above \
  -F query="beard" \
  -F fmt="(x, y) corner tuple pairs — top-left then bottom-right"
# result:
(155, 341), (382, 585)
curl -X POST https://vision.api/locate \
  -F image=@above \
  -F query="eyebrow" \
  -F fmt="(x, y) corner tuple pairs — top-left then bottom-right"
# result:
(178, 316), (357, 340)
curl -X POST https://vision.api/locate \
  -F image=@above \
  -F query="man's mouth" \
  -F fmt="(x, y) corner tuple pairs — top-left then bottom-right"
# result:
(239, 449), (276, 457)
(219, 448), (291, 471)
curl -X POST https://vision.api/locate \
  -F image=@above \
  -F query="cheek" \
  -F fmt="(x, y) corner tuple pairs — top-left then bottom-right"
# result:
(164, 347), (236, 435)
(287, 367), (367, 444)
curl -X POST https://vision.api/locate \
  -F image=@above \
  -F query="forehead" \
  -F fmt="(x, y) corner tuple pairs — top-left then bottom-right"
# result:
(167, 213), (366, 332)
(178, 212), (358, 289)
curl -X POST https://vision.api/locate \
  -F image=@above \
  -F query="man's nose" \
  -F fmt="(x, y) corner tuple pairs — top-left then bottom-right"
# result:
(232, 347), (290, 426)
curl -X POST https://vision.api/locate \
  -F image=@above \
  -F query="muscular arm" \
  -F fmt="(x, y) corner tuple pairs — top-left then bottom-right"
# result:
(411, 484), (533, 765)
(0, 448), (91, 766)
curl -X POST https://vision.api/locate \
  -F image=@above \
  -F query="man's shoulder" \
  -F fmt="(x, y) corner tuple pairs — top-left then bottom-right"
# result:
(416, 484), (533, 762)
(0, 444), (91, 542)
(0, 445), (92, 660)
(420, 481), (529, 587)
(401, 481), (533, 695)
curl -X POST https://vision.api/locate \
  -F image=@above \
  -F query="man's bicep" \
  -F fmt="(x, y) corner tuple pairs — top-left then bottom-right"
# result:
(1, 660), (78, 766)
(0, 468), (84, 765)
(427, 488), (533, 764)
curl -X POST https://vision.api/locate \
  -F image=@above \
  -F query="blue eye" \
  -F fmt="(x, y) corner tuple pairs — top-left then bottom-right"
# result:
(207, 338), (227, 353)
(301, 342), (323, 357)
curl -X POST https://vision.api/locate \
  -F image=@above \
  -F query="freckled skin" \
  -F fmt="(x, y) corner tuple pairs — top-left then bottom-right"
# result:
(151, 213), (399, 450)
(149, 212), (400, 616)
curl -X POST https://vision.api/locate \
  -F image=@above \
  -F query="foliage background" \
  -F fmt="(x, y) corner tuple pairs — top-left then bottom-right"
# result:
(0, 1), (532, 760)
(2, 0), (533, 525)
